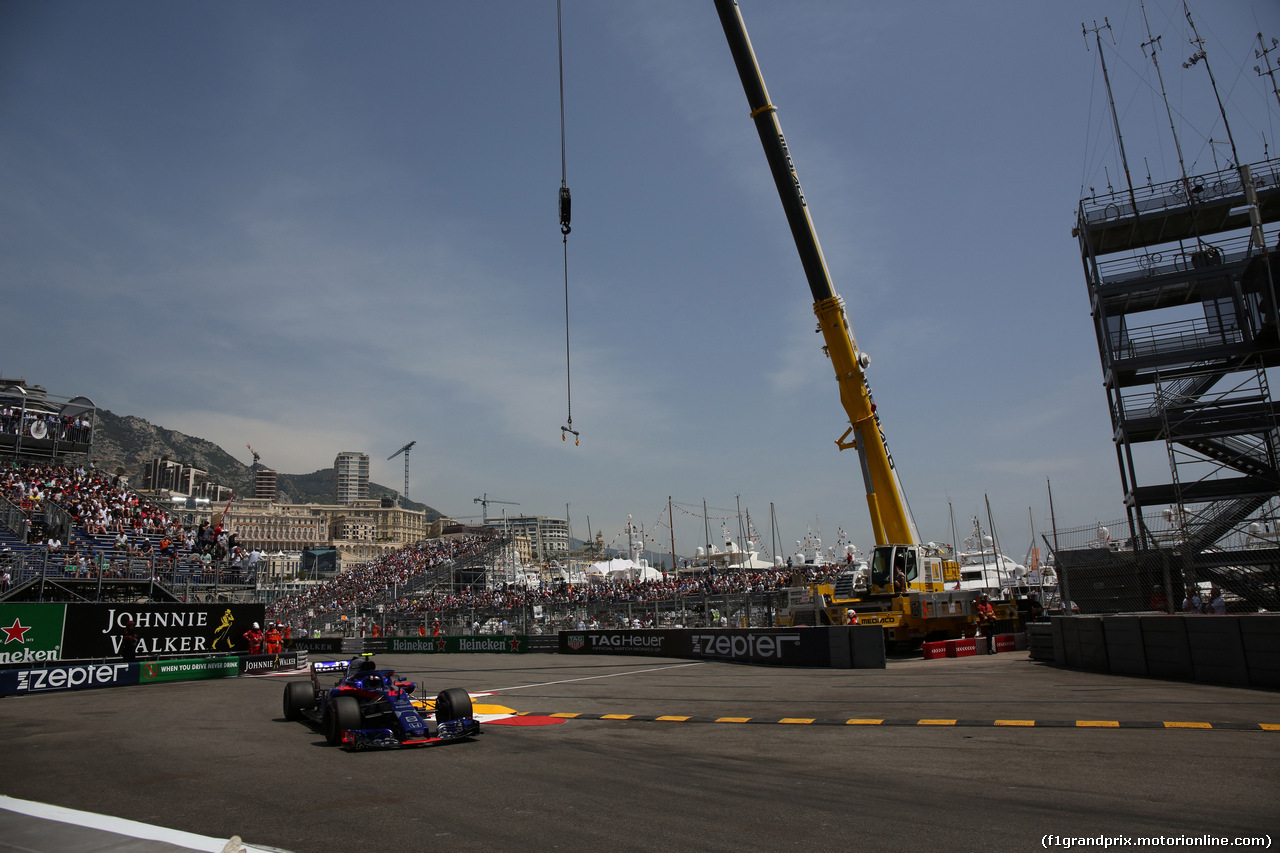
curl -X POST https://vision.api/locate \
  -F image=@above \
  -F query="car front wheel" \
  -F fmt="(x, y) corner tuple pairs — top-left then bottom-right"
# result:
(325, 695), (362, 745)
(435, 687), (472, 723)
(282, 681), (314, 721)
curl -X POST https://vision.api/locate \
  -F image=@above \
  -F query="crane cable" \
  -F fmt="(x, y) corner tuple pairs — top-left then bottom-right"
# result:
(557, 0), (579, 446)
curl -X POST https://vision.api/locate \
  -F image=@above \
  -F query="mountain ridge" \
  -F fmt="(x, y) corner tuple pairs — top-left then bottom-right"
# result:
(88, 409), (439, 519)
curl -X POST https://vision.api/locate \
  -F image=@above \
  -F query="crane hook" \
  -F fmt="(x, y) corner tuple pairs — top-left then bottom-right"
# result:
(559, 185), (572, 236)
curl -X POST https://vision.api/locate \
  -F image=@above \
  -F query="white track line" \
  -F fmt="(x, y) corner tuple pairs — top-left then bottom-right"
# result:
(0, 794), (286, 852)
(484, 661), (703, 693)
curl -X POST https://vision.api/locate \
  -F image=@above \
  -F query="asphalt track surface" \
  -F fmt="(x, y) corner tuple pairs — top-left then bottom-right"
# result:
(3, 652), (1278, 853)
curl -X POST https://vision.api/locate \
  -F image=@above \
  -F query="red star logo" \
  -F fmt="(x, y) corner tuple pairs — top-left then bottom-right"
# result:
(436, 639), (447, 652)
(3, 618), (31, 645)
(509, 638), (522, 652)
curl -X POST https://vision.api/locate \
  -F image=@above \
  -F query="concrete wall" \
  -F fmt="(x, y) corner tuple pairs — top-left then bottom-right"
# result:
(1039, 615), (1279, 688)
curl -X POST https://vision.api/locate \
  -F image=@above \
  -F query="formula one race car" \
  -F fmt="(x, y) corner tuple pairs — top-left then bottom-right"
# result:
(282, 655), (480, 750)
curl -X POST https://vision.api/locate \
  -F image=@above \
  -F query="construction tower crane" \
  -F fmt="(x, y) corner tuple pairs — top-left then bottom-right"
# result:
(247, 444), (260, 469)
(388, 441), (417, 505)
(473, 493), (519, 521)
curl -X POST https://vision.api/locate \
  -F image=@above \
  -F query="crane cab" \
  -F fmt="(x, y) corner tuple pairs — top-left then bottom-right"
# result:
(868, 544), (950, 596)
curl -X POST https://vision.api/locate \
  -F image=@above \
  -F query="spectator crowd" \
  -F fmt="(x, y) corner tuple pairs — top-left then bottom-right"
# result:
(265, 531), (849, 628)
(266, 534), (498, 624)
(0, 461), (253, 581)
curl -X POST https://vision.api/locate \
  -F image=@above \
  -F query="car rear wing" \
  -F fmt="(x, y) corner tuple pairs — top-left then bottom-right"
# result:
(310, 659), (349, 689)
(313, 660), (350, 675)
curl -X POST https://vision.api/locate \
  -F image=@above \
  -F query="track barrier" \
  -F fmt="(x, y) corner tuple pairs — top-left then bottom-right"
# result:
(557, 626), (885, 668)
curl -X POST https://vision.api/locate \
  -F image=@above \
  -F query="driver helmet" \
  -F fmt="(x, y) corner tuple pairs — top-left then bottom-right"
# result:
(364, 674), (384, 690)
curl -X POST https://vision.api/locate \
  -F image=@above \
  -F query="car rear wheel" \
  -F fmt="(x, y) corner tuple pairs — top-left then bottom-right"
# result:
(283, 681), (314, 721)
(325, 695), (362, 745)
(435, 687), (472, 723)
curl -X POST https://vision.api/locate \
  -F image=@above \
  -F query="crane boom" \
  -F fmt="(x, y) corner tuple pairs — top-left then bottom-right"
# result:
(388, 440), (416, 504)
(473, 494), (519, 520)
(713, 0), (919, 548)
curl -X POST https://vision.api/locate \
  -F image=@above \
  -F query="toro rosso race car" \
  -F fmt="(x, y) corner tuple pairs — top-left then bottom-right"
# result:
(282, 654), (480, 750)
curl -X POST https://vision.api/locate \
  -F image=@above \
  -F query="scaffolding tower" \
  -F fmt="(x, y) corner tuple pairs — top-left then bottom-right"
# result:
(1073, 157), (1280, 610)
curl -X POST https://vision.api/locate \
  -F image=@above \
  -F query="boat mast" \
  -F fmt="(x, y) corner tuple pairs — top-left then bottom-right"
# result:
(1025, 505), (1037, 570)
(769, 502), (778, 568)
(1085, 18), (1141, 221)
(669, 495), (677, 574)
(703, 498), (711, 559)
(985, 494), (1004, 589)
(948, 499), (958, 566)
(735, 494), (746, 561)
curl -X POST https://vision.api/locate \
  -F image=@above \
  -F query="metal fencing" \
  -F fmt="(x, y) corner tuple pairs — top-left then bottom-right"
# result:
(0, 548), (260, 603)
(1046, 515), (1280, 614)
(287, 591), (785, 640)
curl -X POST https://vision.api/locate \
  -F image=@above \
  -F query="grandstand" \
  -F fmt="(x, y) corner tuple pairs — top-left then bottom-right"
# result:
(0, 385), (848, 627)
(0, 460), (257, 603)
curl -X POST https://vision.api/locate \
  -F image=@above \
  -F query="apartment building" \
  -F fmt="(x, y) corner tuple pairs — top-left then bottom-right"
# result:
(482, 515), (569, 562)
(334, 451), (369, 504)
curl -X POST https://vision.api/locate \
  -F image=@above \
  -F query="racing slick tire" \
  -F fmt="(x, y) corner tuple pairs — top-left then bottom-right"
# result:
(283, 681), (314, 721)
(325, 695), (363, 745)
(435, 687), (472, 723)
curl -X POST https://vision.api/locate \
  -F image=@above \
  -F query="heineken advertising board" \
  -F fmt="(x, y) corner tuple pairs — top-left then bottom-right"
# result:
(0, 603), (67, 666)
(0, 603), (266, 663)
(386, 635), (527, 654)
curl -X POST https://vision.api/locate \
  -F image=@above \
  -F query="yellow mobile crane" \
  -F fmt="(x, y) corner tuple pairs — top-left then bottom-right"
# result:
(714, 1), (1014, 643)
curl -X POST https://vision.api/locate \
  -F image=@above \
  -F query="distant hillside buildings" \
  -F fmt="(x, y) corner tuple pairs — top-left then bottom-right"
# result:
(78, 442), (573, 577)
(481, 515), (569, 562)
(143, 458), (234, 503)
(140, 452), (435, 571)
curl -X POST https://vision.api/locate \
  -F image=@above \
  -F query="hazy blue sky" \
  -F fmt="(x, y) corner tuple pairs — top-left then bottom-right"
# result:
(3, 1), (1278, 561)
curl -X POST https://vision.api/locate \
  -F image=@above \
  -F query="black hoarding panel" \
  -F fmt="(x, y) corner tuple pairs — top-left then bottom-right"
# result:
(63, 603), (266, 660)
(685, 628), (828, 666)
(846, 625), (888, 669)
(293, 638), (344, 653)
(240, 651), (304, 675)
(0, 661), (139, 696)
(558, 627), (886, 668)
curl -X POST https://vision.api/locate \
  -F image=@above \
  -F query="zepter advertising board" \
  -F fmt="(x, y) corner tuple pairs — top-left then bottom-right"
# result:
(559, 628), (831, 665)
(558, 626), (884, 668)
